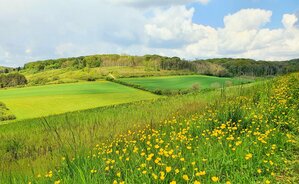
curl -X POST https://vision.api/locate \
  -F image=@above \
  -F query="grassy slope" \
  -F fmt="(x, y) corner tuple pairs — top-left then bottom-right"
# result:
(119, 75), (251, 91)
(0, 81), (158, 120)
(0, 102), (16, 121)
(22, 66), (192, 85)
(27, 73), (299, 184)
(0, 84), (234, 176)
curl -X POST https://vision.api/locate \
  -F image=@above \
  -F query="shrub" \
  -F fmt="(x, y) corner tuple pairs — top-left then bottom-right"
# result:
(0, 73), (27, 88)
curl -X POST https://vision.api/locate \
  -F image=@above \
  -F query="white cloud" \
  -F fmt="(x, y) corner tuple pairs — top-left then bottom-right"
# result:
(108, 0), (210, 7)
(25, 49), (32, 54)
(223, 9), (272, 31)
(144, 6), (299, 60)
(0, 1), (298, 67)
(145, 6), (215, 48)
(282, 14), (298, 28)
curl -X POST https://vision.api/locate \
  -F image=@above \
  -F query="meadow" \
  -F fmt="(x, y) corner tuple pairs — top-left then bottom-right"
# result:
(0, 81), (158, 120)
(20, 72), (298, 184)
(22, 66), (192, 86)
(118, 75), (251, 92)
(0, 70), (297, 184)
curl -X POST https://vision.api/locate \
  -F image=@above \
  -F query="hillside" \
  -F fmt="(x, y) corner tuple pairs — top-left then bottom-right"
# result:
(0, 66), (15, 74)
(1, 54), (297, 86)
(1, 72), (298, 183)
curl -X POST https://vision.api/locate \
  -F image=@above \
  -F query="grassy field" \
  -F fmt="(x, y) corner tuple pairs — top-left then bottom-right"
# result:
(118, 75), (251, 91)
(0, 85), (222, 177)
(23, 66), (192, 85)
(0, 73), (298, 184)
(20, 73), (297, 184)
(0, 102), (16, 121)
(0, 81), (158, 120)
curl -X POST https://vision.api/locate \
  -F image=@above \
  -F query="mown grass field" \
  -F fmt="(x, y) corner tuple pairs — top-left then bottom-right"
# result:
(119, 75), (251, 91)
(0, 81), (158, 120)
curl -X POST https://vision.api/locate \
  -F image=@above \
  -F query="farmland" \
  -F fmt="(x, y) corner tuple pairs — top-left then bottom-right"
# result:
(1, 0), (299, 182)
(0, 72), (297, 183)
(26, 73), (299, 183)
(0, 81), (158, 120)
(118, 75), (251, 92)
(22, 66), (192, 86)
(0, 54), (298, 184)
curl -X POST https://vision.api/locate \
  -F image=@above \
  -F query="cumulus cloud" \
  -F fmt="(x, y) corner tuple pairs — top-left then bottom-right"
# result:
(223, 9), (272, 31)
(0, 0), (146, 66)
(145, 6), (215, 48)
(0, 0), (298, 67)
(108, 0), (210, 7)
(144, 6), (299, 60)
(282, 14), (298, 28)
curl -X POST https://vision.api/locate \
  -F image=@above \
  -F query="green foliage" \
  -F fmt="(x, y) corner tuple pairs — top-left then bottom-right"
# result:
(0, 66), (18, 74)
(20, 54), (299, 80)
(0, 85), (219, 177)
(24, 55), (103, 72)
(1, 73), (297, 183)
(194, 58), (299, 77)
(0, 73), (27, 88)
(0, 102), (16, 122)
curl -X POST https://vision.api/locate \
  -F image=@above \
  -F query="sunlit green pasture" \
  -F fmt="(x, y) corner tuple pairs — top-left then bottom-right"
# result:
(119, 75), (251, 91)
(0, 81), (158, 120)
(22, 66), (192, 85)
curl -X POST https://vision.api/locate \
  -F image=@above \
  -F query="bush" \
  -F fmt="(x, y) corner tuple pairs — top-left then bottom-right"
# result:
(0, 102), (16, 122)
(0, 73), (27, 88)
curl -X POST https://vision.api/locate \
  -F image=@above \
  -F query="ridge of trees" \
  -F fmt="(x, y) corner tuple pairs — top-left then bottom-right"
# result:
(4, 54), (299, 77)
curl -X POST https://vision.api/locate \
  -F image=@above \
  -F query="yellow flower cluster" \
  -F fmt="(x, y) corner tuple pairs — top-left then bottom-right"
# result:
(39, 73), (299, 184)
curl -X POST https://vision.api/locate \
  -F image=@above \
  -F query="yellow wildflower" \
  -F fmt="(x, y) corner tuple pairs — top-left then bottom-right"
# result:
(196, 171), (206, 176)
(166, 166), (172, 173)
(245, 153), (253, 160)
(183, 175), (189, 181)
(211, 176), (219, 182)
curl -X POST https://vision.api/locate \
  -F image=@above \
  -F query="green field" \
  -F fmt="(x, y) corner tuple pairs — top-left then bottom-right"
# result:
(0, 81), (158, 120)
(119, 75), (250, 91)
(22, 66), (191, 85)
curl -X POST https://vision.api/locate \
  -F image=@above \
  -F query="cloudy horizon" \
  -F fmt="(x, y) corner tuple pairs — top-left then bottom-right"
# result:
(0, 0), (299, 67)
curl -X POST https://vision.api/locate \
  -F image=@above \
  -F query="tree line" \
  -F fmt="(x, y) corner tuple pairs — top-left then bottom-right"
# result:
(17, 54), (299, 77)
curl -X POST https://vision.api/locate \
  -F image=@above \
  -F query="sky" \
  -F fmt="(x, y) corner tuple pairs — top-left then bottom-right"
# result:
(0, 0), (299, 67)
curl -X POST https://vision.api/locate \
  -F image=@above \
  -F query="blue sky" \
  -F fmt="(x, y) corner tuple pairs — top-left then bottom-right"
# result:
(191, 0), (299, 28)
(0, 0), (299, 67)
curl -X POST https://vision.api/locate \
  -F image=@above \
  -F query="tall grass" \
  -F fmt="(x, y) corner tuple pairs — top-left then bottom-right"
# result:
(0, 86), (226, 177)
(9, 73), (297, 184)
(1, 73), (298, 183)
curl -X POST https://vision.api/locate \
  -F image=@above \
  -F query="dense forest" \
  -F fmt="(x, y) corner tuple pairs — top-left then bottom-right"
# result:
(2, 54), (299, 78)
